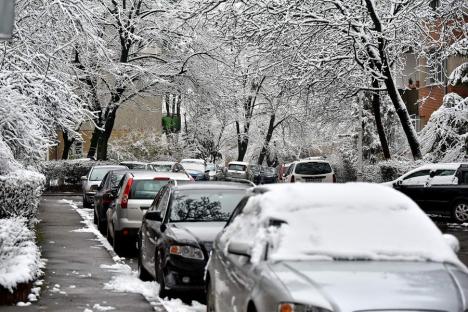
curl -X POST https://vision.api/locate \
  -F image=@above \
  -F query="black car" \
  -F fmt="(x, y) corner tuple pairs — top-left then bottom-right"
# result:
(392, 163), (468, 222)
(261, 166), (278, 184)
(93, 169), (128, 233)
(137, 182), (249, 298)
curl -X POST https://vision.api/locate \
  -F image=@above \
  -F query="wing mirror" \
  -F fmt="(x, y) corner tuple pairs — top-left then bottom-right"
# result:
(145, 211), (163, 222)
(394, 179), (403, 187)
(429, 170), (436, 178)
(443, 234), (460, 253)
(81, 176), (87, 181)
(227, 240), (251, 257)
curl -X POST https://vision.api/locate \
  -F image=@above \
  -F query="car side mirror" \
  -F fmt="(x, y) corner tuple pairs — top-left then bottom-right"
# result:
(81, 176), (87, 181)
(429, 171), (436, 178)
(145, 211), (163, 222)
(443, 234), (460, 253)
(395, 179), (403, 186)
(228, 240), (251, 257)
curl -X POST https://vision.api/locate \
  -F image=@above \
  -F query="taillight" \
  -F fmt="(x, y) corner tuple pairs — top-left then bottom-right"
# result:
(333, 174), (336, 183)
(103, 193), (112, 205)
(121, 177), (133, 209)
(290, 175), (295, 183)
(154, 177), (170, 181)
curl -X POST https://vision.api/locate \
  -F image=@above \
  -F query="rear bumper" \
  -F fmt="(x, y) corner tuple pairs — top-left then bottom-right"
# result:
(114, 218), (142, 234)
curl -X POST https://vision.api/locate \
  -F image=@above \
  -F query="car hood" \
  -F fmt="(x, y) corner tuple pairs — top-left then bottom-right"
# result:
(169, 222), (226, 244)
(270, 261), (462, 311)
(186, 170), (204, 176)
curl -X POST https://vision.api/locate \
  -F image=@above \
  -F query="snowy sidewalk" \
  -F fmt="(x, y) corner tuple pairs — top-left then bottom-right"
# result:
(2, 195), (160, 312)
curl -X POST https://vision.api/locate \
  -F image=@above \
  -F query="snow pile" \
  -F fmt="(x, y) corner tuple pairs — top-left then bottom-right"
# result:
(0, 169), (45, 221)
(0, 218), (41, 292)
(221, 183), (464, 268)
(420, 92), (468, 162)
(449, 62), (468, 86)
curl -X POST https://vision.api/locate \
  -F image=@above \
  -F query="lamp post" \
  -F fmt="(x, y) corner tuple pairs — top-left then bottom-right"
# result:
(0, 0), (16, 40)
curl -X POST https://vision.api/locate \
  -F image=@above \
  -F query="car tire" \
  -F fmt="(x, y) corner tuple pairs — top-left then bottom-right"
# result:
(83, 196), (91, 208)
(156, 253), (170, 299)
(206, 279), (216, 312)
(107, 225), (113, 245)
(138, 246), (153, 281)
(113, 231), (124, 256)
(452, 200), (468, 223)
(93, 209), (98, 225)
(97, 209), (107, 234)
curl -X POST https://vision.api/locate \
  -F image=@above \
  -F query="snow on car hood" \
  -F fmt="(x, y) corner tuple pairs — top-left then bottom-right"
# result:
(221, 183), (465, 269)
(271, 261), (461, 311)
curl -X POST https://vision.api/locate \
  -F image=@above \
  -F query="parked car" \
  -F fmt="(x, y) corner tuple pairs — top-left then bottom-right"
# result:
(119, 161), (150, 170)
(206, 163), (223, 181)
(283, 159), (335, 183)
(225, 161), (251, 180)
(137, 182), (250, 298)
(249, 164), (263, 184)
(106, 171), (191, 255)
(81, 165), (128, 208)
(261, 166), (278, 184)
(180, 159), (208, 181)
(387, 163), (468, 222)
(206, 183), (464, 312)
(93, 169), (128, 233)
(150, 161), (183, 173)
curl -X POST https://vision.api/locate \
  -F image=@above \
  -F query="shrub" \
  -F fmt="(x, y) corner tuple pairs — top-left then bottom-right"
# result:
(0, 170), (45, 222)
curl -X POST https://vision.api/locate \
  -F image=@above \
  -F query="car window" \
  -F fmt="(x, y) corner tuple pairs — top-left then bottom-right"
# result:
(89, 168), (114, 181)
(110, 172), (125, 188)
(149, 187), (165, 212)
(228, 164), (246, 171)
(159, 189), (172, 219)
(294, 162), (332, 175)
(100, 173), (109, 189)
(430, 169), (456, 185)
(129, 180), (169, 200)
(285, 164), (294, 176)
(461, 171), (468, 185)
(225, 196), (250, 227)
(401, 170), (430, 185)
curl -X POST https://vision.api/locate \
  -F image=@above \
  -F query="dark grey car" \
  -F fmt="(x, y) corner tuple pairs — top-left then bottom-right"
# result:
(206, 183), (467, 312)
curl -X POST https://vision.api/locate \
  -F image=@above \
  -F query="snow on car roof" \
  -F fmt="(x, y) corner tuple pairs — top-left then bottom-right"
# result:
(229, 161), (249, 165)
(223, 183), (464, 268)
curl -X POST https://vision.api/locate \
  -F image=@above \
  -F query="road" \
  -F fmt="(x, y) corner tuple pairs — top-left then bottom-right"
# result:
(3, 195), (202, 312)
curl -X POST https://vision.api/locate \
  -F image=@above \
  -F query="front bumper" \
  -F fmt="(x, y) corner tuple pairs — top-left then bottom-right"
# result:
(163, 256), (206, 291)
(85, 192), (96, 204)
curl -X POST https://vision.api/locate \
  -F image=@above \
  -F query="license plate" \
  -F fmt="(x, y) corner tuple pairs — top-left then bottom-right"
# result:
(304, 177), (323, 182)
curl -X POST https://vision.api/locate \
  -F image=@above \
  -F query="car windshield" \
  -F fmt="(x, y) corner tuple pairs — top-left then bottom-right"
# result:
(129, 180), (169, 200)
(90, 167), (121, 181)
(169, 189), (245, 222)
(206, 164), (216, 171)
(295, 162), (332, 175)
(229, 164), (246, 171)
(181, 162), (205, 172)
(152, 164), (172, 172)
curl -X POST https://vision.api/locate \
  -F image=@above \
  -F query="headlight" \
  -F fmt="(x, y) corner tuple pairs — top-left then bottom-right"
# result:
(278, 303), (330, 312)
(169, 245), (204, 260)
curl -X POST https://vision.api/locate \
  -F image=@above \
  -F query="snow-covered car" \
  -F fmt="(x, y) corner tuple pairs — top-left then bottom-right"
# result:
(106, 171), (191, 255)
(137, 182), (249, 298)
(283, 159), (335, 183)
(180, 159), (208, 181)
(81, 165), (128, 208)
(206, 183), (465, 312)
(385, 162), (468, 222)
(149, 161), (183, 173)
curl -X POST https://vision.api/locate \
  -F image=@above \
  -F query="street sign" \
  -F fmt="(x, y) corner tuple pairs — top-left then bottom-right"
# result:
(0, 0), (15, 40)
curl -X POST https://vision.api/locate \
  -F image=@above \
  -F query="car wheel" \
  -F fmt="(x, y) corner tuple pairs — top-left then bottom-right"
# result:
(106, 225), (113, 245)
(206, 279), (216, 312)
(113, 231), (124, 256)
(83, 196), (91, 208)
(156, 253), (169, 299)
(97, 215), (107, 234)
(452, 200), (468, 223)
(93, 209), (98, 224)
(138, 245), (153, 281)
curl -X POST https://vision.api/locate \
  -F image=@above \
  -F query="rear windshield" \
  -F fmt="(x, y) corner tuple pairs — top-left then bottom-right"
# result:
(295, 162), (332, 175)
(169, 189), (245, 222)
(229, 164), (246, 171)
(130, 180), (168, 200)
(152, 164), (172, 172)
(123, 163), (147, 170)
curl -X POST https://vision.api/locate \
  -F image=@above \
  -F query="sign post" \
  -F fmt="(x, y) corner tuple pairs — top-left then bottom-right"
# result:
(0, 0), (16, 40)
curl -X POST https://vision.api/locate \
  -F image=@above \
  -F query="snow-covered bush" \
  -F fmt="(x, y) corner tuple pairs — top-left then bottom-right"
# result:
(420, 92), (468, 162)
(0, 218), (41, 293)
(39, 160), (114, 191)
(0, 170), (45, 222)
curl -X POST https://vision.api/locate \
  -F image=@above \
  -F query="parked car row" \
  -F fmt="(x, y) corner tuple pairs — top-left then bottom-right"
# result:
(81, 163), (468, 310)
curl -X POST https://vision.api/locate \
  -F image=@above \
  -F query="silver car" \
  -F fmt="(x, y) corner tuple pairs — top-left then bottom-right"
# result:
(206, 183), (466, 312)
(106, 171), (191, 255)
(81, 165), (127, 208)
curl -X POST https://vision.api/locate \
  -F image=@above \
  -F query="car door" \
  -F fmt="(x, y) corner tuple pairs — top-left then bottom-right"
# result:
(141, 188), (164, 275)
(394, 169), (430, 208)
(215, 197), (257, 311)
(424, 169), (458, 213)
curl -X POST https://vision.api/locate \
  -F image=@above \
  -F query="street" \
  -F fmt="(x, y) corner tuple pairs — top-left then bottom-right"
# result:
(3, 195), (203, 312)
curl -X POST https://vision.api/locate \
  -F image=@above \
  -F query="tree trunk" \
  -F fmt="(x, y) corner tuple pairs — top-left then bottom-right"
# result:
(61, 131), (75, 160)
(370, 79), (391, 160)
(258, 114), (276, 165)
(165, 94), (171, 116)
(235, 121), (248, 161)
(87, 127), (101, 159)
(96, 107), (118, 160)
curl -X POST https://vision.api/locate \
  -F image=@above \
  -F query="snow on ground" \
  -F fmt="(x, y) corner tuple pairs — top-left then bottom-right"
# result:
(63, 199), (205, 312)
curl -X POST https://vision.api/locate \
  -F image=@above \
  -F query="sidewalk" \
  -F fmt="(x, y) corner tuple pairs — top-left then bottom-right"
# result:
(2, 196), (158, 312)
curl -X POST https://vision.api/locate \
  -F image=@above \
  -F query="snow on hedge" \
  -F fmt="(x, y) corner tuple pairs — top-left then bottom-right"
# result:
(0, 169), (45, 222)
(449, 62), (468, 86)
(0, 218), (41, 292)
(221, 183), (463, 268)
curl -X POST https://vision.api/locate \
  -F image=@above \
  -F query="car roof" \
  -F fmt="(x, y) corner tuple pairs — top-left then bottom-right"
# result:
(92, 165), (128, 169)
(172, 181), (252, 191)
(415, 163), (466, 170)
(293, 159), (330, 164)
(181, 159), (205, 163)
(128, 171), (190, 180)
(229, 161), (249, 165)
(119, 161), (147, 165)
(150, 161), (176, 165)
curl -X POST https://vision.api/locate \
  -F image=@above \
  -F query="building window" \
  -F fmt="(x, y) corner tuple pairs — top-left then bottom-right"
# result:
(428, 58), (445, 85)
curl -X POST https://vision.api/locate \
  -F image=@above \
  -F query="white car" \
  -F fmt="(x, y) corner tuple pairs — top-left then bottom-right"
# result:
(225, 161), (251, 180)
(383, 163), (462, 187)
(283, 159), (335, 183)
